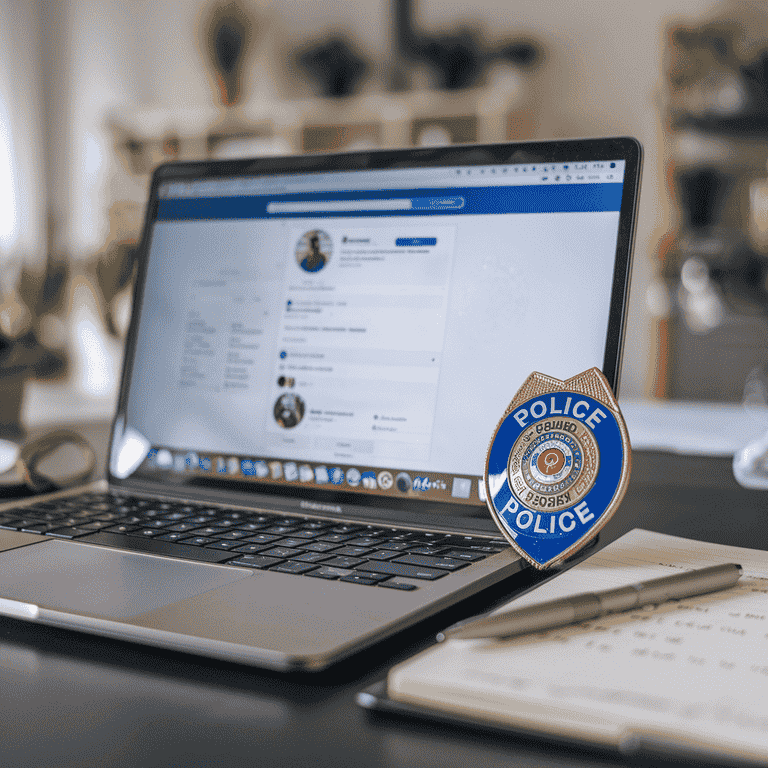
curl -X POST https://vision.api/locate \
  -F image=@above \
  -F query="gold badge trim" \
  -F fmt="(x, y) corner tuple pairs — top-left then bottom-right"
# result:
(484, 367), (632, 570)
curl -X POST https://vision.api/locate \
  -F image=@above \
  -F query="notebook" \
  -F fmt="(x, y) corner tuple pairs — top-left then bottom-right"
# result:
(0, 138), (642, 671)
(361, 529), (768, 766)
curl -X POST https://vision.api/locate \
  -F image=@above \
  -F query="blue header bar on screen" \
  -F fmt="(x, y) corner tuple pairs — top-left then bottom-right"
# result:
(156, 183), (624, 222)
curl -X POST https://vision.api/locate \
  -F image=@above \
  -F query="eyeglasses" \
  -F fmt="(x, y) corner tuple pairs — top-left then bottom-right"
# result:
(0, 431), (96, 496)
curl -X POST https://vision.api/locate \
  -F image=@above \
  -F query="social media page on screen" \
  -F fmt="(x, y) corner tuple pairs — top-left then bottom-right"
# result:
(126, 160), (626, 494)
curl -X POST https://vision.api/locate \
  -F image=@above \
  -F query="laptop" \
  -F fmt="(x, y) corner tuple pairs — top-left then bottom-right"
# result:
(0, 137), (641, 671)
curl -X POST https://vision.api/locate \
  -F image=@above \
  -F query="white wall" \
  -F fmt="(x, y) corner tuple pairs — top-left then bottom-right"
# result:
(0, 0), (47, 288)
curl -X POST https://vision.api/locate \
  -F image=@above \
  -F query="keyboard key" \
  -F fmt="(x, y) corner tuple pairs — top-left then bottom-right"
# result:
(191, 526), (225, 537)
(181, 536), (216, 546)
(366, 549), (399, 561)
(339, 574), (378, 586)
(356, 561), (447, 580)
(345, 537), (383, 547)
(305, 566), (353, 580)
(352, 571), (390, 582)
(393, 554), (468, 571)
(332, 546), (372, 557)
(277, 537), (311, 549)
(409, 534), (449, 545)
(243, 533), (282, 545)
(323, 556), (365, 569)
(233, 522), (267, 532)
(263, 525), (299, 535)
(103, 524), (140, 534)
(82, 532), (234, 563)
(47, 526), (92, 538)
(240, 515), (277, 525)
(79, 520), (118, 531)
(167, 523), (199, 532)
(91, 512), (121, 521)
(138, 509), (164, 518)
(215, 530), (253, 541)
(330, 524), (364, 534)
(442, 549), (486, 562)
(228, 555), (284, 569)
(407, 547), (448, 556)
(1, 518), (43, 531)
(117, 515), (145, 525)
(299, 521), (329, 530)
(269, 561), (318, 575)
(21, 523), (56, 534)
(317, 533), (356, 543)
(259, 546), (304, 559)
(442, 535), (485, 547)
(303, 541), (341, 553)
(291, 551), (334, 563)
(234, 543), (272, 554)
(378, 581), (418, 591)
(84, 502), (111, 511)
(284, 529), (321, 540)
(204, 540), (241, 551)
(375, 541), (409, 551)
(157, 532), (192, 542)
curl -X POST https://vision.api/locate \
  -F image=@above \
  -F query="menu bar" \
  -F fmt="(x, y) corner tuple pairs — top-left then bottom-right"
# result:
(159, 160), (626, 200)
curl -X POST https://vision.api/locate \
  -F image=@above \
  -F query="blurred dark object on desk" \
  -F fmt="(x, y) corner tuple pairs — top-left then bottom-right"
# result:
(0, 426), (101, 500)
(0, 252), (73, 439)
(653, 2), (768, 402)
(0, 331), (27, 440)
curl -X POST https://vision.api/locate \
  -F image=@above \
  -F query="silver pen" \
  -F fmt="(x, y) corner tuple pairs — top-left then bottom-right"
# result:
(437, 562), (743, 642)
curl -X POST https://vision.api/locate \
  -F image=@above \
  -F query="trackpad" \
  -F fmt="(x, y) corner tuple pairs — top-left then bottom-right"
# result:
(0, 539), (249, 619)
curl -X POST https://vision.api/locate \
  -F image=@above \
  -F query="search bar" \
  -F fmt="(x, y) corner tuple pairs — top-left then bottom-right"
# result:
(267, 199), (412, 214)
(266, 196), (465, 214)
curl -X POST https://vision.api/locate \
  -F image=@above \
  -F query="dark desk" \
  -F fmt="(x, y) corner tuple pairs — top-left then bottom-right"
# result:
(1, 435), (766, 768)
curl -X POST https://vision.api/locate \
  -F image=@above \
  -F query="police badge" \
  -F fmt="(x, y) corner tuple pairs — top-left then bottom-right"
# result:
(484, 368), (630, 570)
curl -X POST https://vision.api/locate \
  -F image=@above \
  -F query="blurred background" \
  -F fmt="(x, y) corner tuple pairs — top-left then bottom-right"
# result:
(2, 0), (768, 456)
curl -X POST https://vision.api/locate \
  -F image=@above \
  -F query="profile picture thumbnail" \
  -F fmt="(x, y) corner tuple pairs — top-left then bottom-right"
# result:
(274, 393), (305, 429)
(295, 229), (331, 273)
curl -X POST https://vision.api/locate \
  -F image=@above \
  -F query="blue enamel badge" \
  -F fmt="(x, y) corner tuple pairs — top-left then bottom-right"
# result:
(484, 368), (631, 570)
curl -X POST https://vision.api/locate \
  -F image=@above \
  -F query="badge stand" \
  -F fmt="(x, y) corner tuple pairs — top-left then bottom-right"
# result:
(484, 368), (631, 570)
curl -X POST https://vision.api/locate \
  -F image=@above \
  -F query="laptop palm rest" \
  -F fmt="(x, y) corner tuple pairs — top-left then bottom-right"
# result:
(0, 539), (249, 619)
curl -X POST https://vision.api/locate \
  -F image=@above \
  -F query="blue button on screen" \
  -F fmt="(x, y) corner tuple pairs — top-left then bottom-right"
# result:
(411, 196), (465, 210)
(395, 237), (437, 247)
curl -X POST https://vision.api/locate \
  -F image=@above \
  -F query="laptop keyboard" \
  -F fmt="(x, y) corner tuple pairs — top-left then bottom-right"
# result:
(0, 492), (509, 591)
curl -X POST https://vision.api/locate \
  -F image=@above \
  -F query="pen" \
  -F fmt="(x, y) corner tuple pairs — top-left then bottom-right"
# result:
(437, 562), (743, 642)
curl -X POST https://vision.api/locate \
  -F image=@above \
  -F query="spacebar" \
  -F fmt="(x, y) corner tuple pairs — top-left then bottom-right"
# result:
(80, 532), (234, 563)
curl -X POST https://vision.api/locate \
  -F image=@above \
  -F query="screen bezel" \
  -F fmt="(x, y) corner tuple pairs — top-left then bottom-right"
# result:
(108, 137), (642, 523)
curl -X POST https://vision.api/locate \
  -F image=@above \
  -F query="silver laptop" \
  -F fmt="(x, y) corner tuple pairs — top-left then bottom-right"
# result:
(0, 138), (641, 671)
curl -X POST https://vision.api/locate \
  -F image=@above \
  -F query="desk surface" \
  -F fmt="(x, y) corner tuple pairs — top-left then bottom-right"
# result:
(1, 428), (767, 768)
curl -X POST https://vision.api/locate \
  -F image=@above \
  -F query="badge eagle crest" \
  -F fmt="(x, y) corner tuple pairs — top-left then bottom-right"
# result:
(484, 368), (631, 570)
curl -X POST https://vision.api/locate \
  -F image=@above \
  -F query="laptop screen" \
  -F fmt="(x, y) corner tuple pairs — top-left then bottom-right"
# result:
(114, 139), (640, 517)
